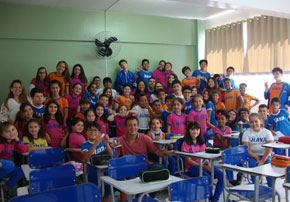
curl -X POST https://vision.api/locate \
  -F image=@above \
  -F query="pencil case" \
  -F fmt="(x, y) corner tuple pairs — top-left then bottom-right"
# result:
(90, 154), (111, 166)
(205, 147), (220, 154)
(271, 154), (290, 167)
(139, 168), (169, 183)
(278, 136), (290, 144)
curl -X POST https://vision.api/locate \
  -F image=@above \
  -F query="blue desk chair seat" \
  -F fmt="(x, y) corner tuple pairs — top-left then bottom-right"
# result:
(29, 148), (65, 169)
(10, 183), (100, 202)
(30, 164), (76, 193)
(222, 145), (280, 202)
(108, 154), (158, 202)
(169, 176), (211, 202)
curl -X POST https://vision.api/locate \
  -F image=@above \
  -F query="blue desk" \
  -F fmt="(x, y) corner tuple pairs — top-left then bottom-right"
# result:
(10, 183), (101, 202)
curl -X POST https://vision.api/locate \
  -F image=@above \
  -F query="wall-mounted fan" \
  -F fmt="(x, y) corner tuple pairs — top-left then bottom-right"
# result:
(94, 31), (121, 59)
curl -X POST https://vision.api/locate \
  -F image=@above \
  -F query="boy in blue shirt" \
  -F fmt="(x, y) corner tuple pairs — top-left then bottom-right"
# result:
(30, 88), (45, 119)
(192, 59), (211, 94)
(114, 59), (136, 94)
(182, 85), (193, 114)
(266, 97), (290, 136)
(217, 66), (238, 90)
(161, 95), (175, 132)
(135, 59), (153, 86)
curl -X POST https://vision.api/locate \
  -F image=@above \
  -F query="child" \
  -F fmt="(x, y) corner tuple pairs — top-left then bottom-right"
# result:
(217, 66), (238, 90)
(30, 66), (49, 97)
(227, 110), (240, 132)
(181, 121), (224, 202)
(239, 83), (260, 112)
(30, 88), (45, 119)
(0, 122), (27, 196)
(156, 89), (167, 110)
(91, 76), (101, 89)
(212, 90), (226, 112)
(187, 94), (214, 143)
(203, 77), (222, 101)
(161, 95), (175, 132)
(82, 82), (98, 109)
(70, 64), (88, 95)
(223, 78), (244, 111)
(166, 74), (178, 94)
(172, 80), (184, 99)
(152, 60), (166, 87)
(23, 118), (50, 151)
(135, 59), (153, 86)
(152, 99), (163, 118)
(167, 98), (186, 134)
(94, 103), (109, 135)
(132, 95), (152, 134)
(14, 102), (35, 139)
(74, 98), (90, 120)
(266, 97), (290, 136)
(191, 86), (198, 96)
(181, 66), (199, 88)
(133, 80), (151, 102)
(182, 85), (193, 114)
(116, 83), (135, 110)
(114, 59), (136, 93)
(107, 105), (138, 138)
(96, 77), (118, 98)
(147, 77), (156, 95)
(213, 110), (232, 149)
(164, 62), (175, 83)
(0, 80), (29, 122)
(81, 122), (112, 202)
(85, 109), (96, 122)
(242, 113), (274, 187)
(192, 59), (211, 94)
(45, 80), (68, 122)
(48, 61), (70, 96)
(68, 118), (86, 162)
(264, 67), (290, 114)
(98, 94), (112, 116)
(203, 90), (217, 127)
(150, 82), (163, 103)
(258, 104), (268, 124)
(238, 107), (251, 131)
(66, 83), (82, 122)
(43, 100), (68, 148)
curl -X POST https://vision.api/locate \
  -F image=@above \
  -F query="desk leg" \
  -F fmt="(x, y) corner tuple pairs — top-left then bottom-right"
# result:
(199, 159), (203, 177)
(128, 195), (133, 202)
(286, 189), (289, 202)
(254, 176), (259, 202)
(272, 178), (277, 202)
(210, 160), (214, 186)
(286, 149), (289, 157)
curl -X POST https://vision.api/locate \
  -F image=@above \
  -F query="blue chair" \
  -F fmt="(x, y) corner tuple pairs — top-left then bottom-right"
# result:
(169, 176), (211, 202)
(108, 154), (158, 202)
(10, 183), (101, 202)
(30, 164), (76, 193)
(222, 145), (280, 202)
(29, 148), (65, 169)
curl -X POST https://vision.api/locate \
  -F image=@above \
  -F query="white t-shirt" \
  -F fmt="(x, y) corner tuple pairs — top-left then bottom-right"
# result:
(132, 105), (149, 130)
(242, 128), (274, 156)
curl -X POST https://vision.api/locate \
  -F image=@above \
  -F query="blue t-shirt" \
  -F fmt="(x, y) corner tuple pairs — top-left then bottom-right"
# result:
(137, 69), (153, 86)
(82, 91), (98, 109)
(192, 70), (211, 94)
(184, 98), (193, 115)
(205, 101), (217, 126)
(81, 141), (106, 155)
(217, 75), (238, 90)
(266, 109), (290, 136)
(32, 104), (45, 119)
(161, 110), (172, 132)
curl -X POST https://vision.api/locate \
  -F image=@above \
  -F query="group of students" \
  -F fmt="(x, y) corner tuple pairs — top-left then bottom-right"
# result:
(0, 58), (290, 202)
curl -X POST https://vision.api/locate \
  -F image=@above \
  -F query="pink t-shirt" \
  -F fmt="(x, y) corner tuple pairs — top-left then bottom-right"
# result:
(0, 140), (27, 160)
(69, 132), (86, 162)
(96, 119), (109, 135)
(43, 119), (66, 148)
(181, 141), (206, 172)
(213, 126), (232, 148)
(152, 69), (166, 87)
(167, 112), (186, 135)
(187, 108), (208, 135)
(115, 115), (128, 137)
(70, 77), (88, 95)
(119, 133), (158, 163)
(30, 78), (48, 97)
(65, 94), (81, 121)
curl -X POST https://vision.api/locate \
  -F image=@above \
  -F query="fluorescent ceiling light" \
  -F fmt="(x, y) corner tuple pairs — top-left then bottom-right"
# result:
(204, 10), (235, 20)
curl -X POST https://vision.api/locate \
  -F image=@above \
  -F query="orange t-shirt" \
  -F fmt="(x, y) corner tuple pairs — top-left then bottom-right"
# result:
(152, 111), (162, 118)
(242, 94), (255, 110)
(44, 97), (68, 116)
(182, 77), (199, 88)
(147, 131), (166, 140)
(162, 104), (168, 110)
(74, 112), (85, 121)
(223, 89), (241, 111)
(214, 101), (226, 112)
(117, 96), (134, 110)
(48, 72), (70, 96)
(269, 83), (283, 114)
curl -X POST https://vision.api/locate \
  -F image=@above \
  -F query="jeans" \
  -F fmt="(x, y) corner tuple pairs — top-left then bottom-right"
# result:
(0, 160), (24, 189)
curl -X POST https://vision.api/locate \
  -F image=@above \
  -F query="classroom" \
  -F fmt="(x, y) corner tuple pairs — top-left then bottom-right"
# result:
(1, 0), (290, 202)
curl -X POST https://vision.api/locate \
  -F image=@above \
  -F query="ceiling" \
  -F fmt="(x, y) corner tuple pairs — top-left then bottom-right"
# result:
(0, 0), (289, 28)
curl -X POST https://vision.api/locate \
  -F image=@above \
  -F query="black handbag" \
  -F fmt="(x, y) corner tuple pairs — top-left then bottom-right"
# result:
(90, 154), (111, 166)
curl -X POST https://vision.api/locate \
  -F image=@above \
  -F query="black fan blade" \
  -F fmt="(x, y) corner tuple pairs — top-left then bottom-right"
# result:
(98, 48), (107, 57)
(105, 47), (113, 57)
(95, 39), (104, 47)
(104, 37), (118, 47)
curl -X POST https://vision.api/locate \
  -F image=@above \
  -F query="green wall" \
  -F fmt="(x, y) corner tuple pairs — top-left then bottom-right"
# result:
(0, 3), (198, 101)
